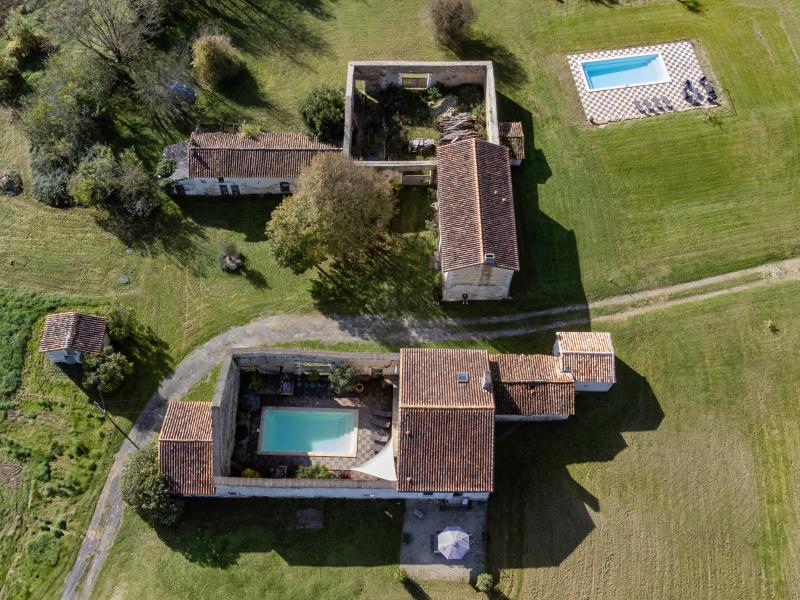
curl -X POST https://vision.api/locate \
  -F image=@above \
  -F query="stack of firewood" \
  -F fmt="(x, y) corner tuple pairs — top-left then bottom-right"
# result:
(437, 112), (480, 145)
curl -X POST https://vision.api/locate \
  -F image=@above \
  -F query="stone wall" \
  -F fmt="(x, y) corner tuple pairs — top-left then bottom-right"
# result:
(172, 175), (298, 196)
(211, 354), (239, 476)
(442, 265), (514, 301)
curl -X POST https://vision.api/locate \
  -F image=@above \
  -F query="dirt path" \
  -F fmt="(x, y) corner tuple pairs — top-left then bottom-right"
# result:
(61, 256), (800, 599)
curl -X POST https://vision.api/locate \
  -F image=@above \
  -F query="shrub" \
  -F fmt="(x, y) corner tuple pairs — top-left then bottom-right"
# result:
(26, 532), (61, 567)
(476, 573), (495, 593)
(121, 441), (184, 526)
(5, 7), (42, 61)
(218, 240), (244, 272)
(295, 463), (334, 479)
(299, 86), (344, 143)
(427, 0), (476, 45)
(0, 50), (19, 99)
(68, 144), (118, 206)
(116, 149), (161, 218)
(238, 121), (262, 139)
(82, 347), (133, 394)
(192, 32), (242, 88)
(392, 567), (408, 583)
(106, 306), (135, 341)
(329, 364), (357, 394)
(155, 158), (177, 179)
(241, 467), (261, 478)
(31, 162), (69, 207)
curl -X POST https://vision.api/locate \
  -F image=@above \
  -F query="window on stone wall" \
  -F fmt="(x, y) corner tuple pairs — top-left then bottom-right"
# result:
(219, 184), (229, 195)
(400, 73), (430, 89)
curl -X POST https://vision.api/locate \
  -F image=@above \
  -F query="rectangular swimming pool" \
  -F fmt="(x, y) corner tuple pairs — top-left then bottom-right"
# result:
(259, 407), (358, 456)
(581, 53), (670, 91)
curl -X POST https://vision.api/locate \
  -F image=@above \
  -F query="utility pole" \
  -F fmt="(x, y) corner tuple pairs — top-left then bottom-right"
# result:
(93, 391), (139, 449)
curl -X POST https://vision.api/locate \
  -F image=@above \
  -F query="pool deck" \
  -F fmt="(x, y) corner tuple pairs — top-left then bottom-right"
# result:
(567, 40), (717, 124)
(234, 376), (394, 475)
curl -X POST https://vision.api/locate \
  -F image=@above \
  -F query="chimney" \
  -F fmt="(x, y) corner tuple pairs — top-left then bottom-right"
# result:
(480, 370), (493, 392)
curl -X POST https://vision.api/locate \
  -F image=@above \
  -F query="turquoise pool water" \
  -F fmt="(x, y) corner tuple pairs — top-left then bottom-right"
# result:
(581, 53), (669, 91)
(259, 408), (358, 455)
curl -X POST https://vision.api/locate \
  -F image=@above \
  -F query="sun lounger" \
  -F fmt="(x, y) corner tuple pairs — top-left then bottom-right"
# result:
(633, 99), (647, 114)
(661, 96), (674, 110)
(373, 432), (389, 443)
(683, 88), (694, 103)
(652, 97), (666, 111)
(371, 442), (386, 453)
(642, 99), (656, 112)
(692, 92), (704, 106)
(373, 409), (393, 419)
(372, 417), (391, 429)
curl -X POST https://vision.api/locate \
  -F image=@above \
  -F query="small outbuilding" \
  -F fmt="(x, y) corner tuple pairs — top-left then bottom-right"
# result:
(490, 353), (575, 420)
(39, 312), (109, 364)
(553, 332), (616, 392)
(437, 138), (519, 302)
(499, 121), (525, 167)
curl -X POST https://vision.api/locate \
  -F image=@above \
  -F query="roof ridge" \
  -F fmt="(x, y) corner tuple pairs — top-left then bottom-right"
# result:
(560, 349), (613, 355)
(401, 404), (494, 410)
(471, 139), (484, 260)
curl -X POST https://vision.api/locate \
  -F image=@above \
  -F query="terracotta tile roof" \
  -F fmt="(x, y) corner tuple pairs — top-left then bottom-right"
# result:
(499, 121), (525, 160)
(39, 312), (107, 354)
(397, 407), (494, 493)
(555, 332), (616, 384)
(187, 132), (341, 179)
(490, 354), (575, 417)
(158, 402), (214, 495)
(436, 139), (519, 272)
(399, 348), (494, 409)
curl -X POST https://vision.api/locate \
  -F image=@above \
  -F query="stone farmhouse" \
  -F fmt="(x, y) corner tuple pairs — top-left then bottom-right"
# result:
(163, 60), (525, 303)
(158, 332), (615, 502)
(38, 312), (109, 365)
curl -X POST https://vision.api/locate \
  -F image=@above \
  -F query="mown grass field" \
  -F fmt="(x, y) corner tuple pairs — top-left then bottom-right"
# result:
(92, 281), (800, 600)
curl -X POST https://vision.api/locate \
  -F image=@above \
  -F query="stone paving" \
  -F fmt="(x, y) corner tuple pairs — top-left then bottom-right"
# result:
(399, 500), (488, 583)
(567, 40), (716, 124)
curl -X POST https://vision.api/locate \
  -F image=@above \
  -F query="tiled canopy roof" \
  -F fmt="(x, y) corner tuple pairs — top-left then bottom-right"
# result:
(555, 332), (616, 384)
(39, 312), (107, 354)
(499, 121), (525, 160)
(158, 401), (214, 495)
(490, 354), (575, 417)
(436, 139), (519, 272)
(187, 131), (340, 179)
(397, 348), (494, 493)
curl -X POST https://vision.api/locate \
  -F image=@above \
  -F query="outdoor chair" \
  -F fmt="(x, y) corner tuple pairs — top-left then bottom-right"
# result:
(402, 532), (411, 544)
(683, 88), (694, 103)
(633, 99), (647, 114)
(371, 442), (385, 453)
(430, 535), (437, 552)
(692, 92), (704, 106)
(372, 417), (391, 429)
(652, 97), (666, 111)
(661, 96), (675, 110)
(373, 432), (389, 444)
(413, 508), (425, 520)
(373, 409), (393, 419)
(642, 99), (656, 112)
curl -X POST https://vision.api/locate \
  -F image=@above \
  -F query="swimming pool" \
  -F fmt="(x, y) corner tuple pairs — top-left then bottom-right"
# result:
(259, 407), (358, 456)
(581, 53), (670, 91)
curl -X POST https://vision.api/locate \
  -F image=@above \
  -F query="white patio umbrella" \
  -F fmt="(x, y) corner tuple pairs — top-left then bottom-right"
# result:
(437, 526), (470, 560)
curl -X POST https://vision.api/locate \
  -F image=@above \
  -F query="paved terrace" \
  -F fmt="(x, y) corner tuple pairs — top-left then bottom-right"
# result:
(235, 375), (394, 475)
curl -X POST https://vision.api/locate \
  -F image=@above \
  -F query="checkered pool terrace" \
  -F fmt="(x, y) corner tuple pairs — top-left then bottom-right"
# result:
(567, 41), (718, 124)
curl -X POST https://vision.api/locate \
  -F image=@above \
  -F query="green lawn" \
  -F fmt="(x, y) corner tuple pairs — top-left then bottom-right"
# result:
(93, 281), (800, 600)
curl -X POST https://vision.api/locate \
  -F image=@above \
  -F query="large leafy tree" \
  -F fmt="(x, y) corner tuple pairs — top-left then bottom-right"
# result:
(266, 153), (394, 273)
(299, 86), (345, 144)
(121, 441), (184, 526)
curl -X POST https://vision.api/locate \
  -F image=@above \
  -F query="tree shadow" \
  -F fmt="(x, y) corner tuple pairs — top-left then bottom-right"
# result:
(156, 498), (404, 568)
(451, 33), (528, 89)
(403, 579), (433, 600)
(93, 204), (209, 276)
(177, 195), (279, 242)
(310, 235), (441, 317)
(677, 0), (703, 12)
(488, 358), (663, 570)
(242, 266), (269, 290)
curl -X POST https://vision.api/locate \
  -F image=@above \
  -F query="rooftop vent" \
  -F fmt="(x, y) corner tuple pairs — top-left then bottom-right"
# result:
(457, 372), (469, 384)
(480, 370), (493, 391)
(484, 253), (496, 266)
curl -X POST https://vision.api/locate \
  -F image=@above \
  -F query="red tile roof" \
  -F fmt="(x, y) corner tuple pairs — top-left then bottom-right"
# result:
(397, 408), (494, 493)
(187, 132), (341, 179)
(39, 312), (107, 354)
(555, 332), (616, 384)
(490, 354), (575, 417)
(158, 401), (214, 495)
(499, 121), (525, 160)
(399, 348), (494, 409)
(397, 348), (495, 493)
(436, 139), (519, 272)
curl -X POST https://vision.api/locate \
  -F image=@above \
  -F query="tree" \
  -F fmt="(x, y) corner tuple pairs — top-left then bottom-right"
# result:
(295, 463), (334, 479)
(329, 364), (357, 394)
(130, 48), (195, 126)
(121, 441), (184, 526)
(115, 149), (162, 218)
(30, 150), (70, 206)
(191, 31), (242, 88)
(299, 86), (345, 143)
(49, 0), (161, 67)
(68, 144), (118, 206)
(427, 0), (475, 45)
(82, 347), (133, 393)
(106, 306), (135, 341)
(0, 50), (18, 99)
(5, 7), (43, 62)
(266, 153), (394, 272)
(475, 573), (495, 593)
